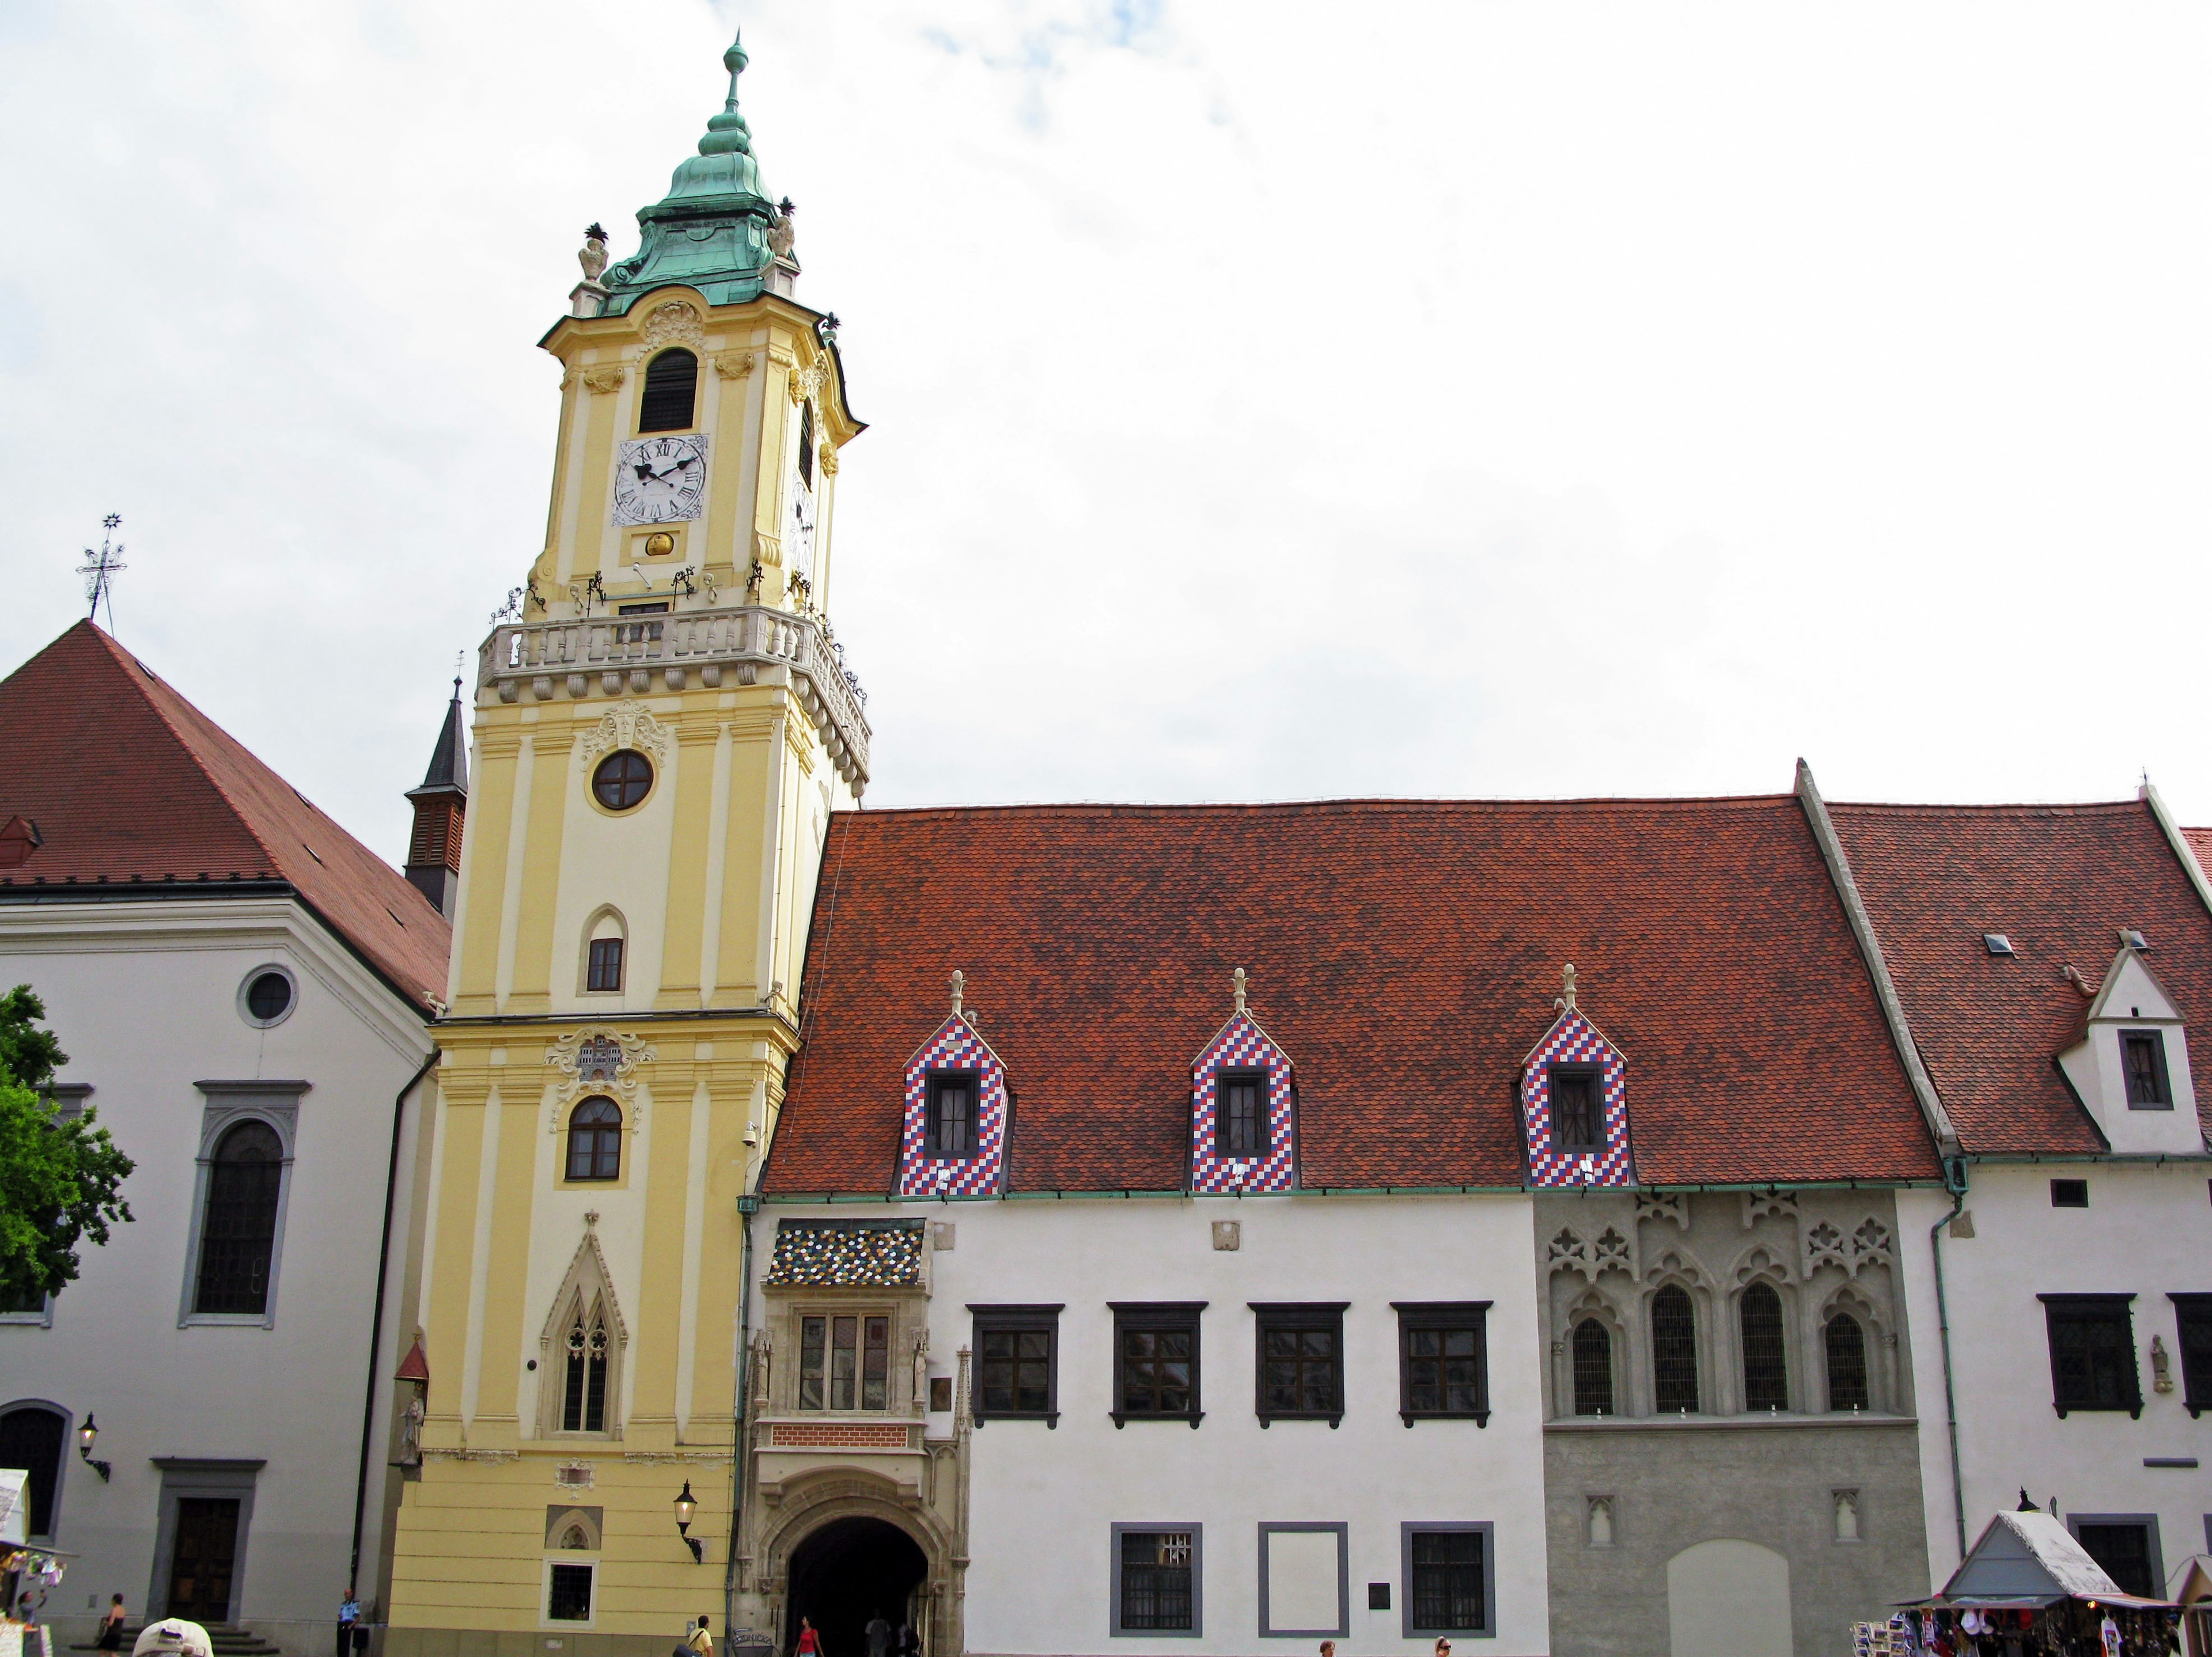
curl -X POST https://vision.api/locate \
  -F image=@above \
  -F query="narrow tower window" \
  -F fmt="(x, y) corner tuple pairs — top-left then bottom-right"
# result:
(1217, 1070), (1265, 1156)
(563, 1308), (611, 1431)
(1651, 1286), (1699, 1413)
(926, 1071), (976, 1158)
(586, 936), (624, 993)
(566, 1097), (623, 1181)
(637, 349), (699, 433)
(1571, 1318), (1613, 1416)
(1550, 1066), (1601, 1151)
(194, 1120), (285, 1315)
(1741, 1282), (1789, 1410)
(798, 400), (815, 488)
(1825, 1311), (1870, 1411)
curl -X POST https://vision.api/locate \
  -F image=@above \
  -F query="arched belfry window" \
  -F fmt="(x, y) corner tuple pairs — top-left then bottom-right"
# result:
(1740, 1283), (1789, 1412)
(563, 1306), (612, 1432)
(566, 1098), (623, 1181)
(1571, 1318), (1613, 1416)
(798, 400), (815, 488)
(1825, 1311), (1870, 1411)
(638, 349), (699, 433)
(1651, 1286), (1699, 1413)
(194, 1120), (284, 1314)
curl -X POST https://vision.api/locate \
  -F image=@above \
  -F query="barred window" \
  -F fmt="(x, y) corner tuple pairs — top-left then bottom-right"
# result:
(1651, 1285), (1699, 1413)
(1217, 1070), (1266, 1157)
(2074, 1522), (2157, 1599)
(1741, 1283), (1789, 1411)
(797, 1314), (891, 1411)
(1549, 1065), (1602, 1152)
(2041, 1295), (2141, 1416)
(194, 1120), (284, 1315)
(1825, 1313), (1870, 1412)
(565, 1097), (622, 1181)
(1407, 1529), (1488, 1634)
(1116, 1529), (1195, 1633)
(546, 1563), (594, 1621)
(971, 1305), (1060, 1423)
(1571, 1318), (1613, 1416)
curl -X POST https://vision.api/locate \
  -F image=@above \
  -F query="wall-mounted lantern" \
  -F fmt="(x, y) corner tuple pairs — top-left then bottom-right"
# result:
(673, 1481), (703, 1563)
(78, 1414), (111, 1482)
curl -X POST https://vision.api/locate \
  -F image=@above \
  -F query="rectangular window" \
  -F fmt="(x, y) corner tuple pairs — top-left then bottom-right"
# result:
(1112, 1526), (1200, 1636)
(2172, 1295), (2212, 1417)
(798, 1315), (825, 1410)
(2070, 1517), (2162, 1599)
(2122, 1031), (2172, 1108)
(1216, 1070), (1266, 1157)
(1549, 1065), (1603, 1152)
(926, 1071), (977, 1159)
(796, 1314), (890, 1411)
(546, 1563), (594, 1622)
(1395, 1302), (1492, 1425)
(1252, 1303), (1347, 1426)
(1112, 1303), (1205, 1425)
(2051, 1178), (2089, 1208)
(2040, 1294), (2141, 1416)
(586, 938), (623, 992)
(970, 1304), (1061, 1424)
(1401, 1523), (1496, 1638)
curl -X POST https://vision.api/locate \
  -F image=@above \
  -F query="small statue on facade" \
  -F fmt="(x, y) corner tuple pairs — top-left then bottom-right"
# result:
(766, 199), (797, 262)
(579, 223), (611, 282)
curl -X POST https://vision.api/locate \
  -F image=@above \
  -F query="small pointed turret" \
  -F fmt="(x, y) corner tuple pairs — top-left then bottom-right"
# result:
(404, 678), (469, 917)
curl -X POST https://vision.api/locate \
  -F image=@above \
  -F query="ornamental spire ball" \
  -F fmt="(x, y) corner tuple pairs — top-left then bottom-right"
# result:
(699, 30), (753, 158)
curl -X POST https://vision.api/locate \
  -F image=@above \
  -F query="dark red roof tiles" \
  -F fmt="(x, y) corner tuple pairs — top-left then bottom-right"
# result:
(766, 796), (1941, 1195)
(1828, 799), (2212, 1155)
(0, 621), (449, 1007)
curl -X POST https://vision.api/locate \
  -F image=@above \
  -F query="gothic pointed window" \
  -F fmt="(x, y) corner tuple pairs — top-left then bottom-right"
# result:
(1825, 1312), (1870, 1412)
(1571, 1318), (1613, 1416)
(563, 1306), (611, 1432)
(638, 349), (699, 433)
(194, 1120), (285, 1315)
(1741, 1283), (1789, 1410)
(1651, 1286), (1699, 1413)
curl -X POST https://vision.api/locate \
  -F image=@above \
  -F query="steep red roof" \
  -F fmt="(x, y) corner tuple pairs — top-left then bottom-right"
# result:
(1829, 799), (2212, 1155)
(766, 796), (1941, 1194)
(0, 621), (449, 1009)
(2184, 826), (2212, 879)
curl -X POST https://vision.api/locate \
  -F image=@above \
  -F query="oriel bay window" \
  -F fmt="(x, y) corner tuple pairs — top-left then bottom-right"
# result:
(1394, 1302), (1492, 1425)
(971, 1303), (1061, 1426)
(2040, 1293), (2142, 1418)
(1253, 1302), (1347, 1427)
(797, 1314), (891, 1411)
(1112, 1303), (1204, 1427)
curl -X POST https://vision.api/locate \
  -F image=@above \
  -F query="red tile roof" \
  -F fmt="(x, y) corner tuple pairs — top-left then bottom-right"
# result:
(2184, 827), (2212, 879)
(0, 621), (449, 1010)
(765, 796), (1941, 1195)
(1829, 799), (2212, 1155)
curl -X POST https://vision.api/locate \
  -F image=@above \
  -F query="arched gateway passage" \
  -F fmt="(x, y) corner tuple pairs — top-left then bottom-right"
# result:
(787, 1516), (929, 1657)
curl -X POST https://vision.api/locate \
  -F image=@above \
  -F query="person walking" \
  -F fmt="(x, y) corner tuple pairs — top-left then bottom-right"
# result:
(894, 1621), (918, 1657)
(684, 1617), (714, 1657)
(864, 1612), (891, 1657)
(794, 1617), (820, 1657)
(96, 1597), (128, 1651)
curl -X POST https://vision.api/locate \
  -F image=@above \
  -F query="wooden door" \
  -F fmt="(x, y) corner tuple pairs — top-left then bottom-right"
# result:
(168, 1498), (240, 1622)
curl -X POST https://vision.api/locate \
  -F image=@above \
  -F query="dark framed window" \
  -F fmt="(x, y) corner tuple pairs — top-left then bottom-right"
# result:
(1111, 1525), (1199, 1636)
(1825, 1312), (1870, 1412)
(797, 1313), (891, 1410)
(1740, 1282), (1789, 1412)
(1394, 1301), (1491, 1425)
(1252, 1302), (1346, 1427)
(244, 971), (291, 1022)
(2169, 1295), (2212, 1418)
(546, 1562), (594, 1621)
(0, 1406), (66, 1538)
(1215, 1069), (1267, 1157)
(2040, 1294), (2141, 1417)
(925, 1070), (978, 1159)
(798, 401), (816, 488)
(562, 1310), (611, 1432)
(1112, 1303), (1203, 1427)
(1570, 1318), (1613, 1416)
(1400, 1523), (1495, 1639)
(194, 1119), (285, 1315)
(2122, 1030), (2172, 1108)
(1651, 1284), (1699, 1413)
(565, 1097), (623, 1181)
(970, 1304), (1060, 1425)
(637, 348), (699, 433)
(2070, 1517), (2162, 1599)
(586, 936), (623, 992)
(2051, 1178), (2089, 1208)
(591, 750), (653, 811)
(1548, 1064), (1603, 1152)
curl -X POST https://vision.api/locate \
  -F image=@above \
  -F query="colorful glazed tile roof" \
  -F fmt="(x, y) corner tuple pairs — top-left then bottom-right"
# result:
(766, 1220), (927, 1287)
(765, 797), (1942, 1194)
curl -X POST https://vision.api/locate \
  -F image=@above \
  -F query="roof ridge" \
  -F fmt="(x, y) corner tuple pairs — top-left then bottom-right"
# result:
(1829, 798), (2141, 816)
(831, 793), (1800, 821)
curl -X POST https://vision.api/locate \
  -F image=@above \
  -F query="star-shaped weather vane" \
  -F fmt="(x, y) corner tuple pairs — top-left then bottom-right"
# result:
(77, 514), (126, 632)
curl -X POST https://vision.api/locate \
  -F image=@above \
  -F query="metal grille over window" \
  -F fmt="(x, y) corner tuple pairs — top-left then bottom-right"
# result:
(194, 1119), (283, 1315)
(1571, 1319), (1613, 1416)
(2075, 1523), (2157, 1598)
(797, 1314), (891, 1410)
(1740, 1283), (1789, 1411)
(563, 1312), (610, 1431)
(1825, 1313), (1870, 1412)
(1410, 1531), (1487, 1632)
(546, 1564), (594, 1622)
(1218, 1071), (1264, 1156)
(2122, 1031), (2172, 1106)
(2042, 1295), (2141, 1416)
(1651, 1285), (1699, 1413)
(1119, 1531), (1194, 1632)
(566, 1098), (622, 1181)
(638, 349), (699, 433)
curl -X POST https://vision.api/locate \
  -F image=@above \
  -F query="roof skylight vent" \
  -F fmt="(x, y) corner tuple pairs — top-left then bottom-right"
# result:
(2120, 928), (2150, 952)
(1983, 933), (2014, 957)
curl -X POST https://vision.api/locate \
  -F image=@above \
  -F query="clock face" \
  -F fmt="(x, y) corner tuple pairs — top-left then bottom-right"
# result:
(611, 434), (710, 526)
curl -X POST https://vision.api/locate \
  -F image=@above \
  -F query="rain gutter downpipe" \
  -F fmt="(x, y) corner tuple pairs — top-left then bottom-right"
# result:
(726, 1192), (761, 1636)
(1930, 1157), (1970, 1561)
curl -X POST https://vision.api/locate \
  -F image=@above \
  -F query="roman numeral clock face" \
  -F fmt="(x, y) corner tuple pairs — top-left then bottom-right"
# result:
(611, 434), (710, 525)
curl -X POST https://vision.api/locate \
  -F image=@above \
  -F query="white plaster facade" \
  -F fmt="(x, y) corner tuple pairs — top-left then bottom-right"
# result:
(0, 896), (437, 1645)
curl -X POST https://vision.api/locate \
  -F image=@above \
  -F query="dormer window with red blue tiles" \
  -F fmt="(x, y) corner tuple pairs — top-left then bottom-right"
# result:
(897, 972), (1008, 1197)
(1190, 970), (1296, 1195)
(1521, 965), (1633, 1187)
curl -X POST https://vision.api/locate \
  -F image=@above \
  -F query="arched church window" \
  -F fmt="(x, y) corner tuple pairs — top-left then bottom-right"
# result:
(1571, 1318), (1613, 1416)
(563, 1308), (611, 1431)
(1651, 1286), (1699, 1413)
(194, 1120), (284, 1314)
(0, 1406), (65, 1537)
(1740, 1283), (1789, 1411)
(638, 349), (698, 433)
(798, 401), (815, 488)
(566, 1098), (623, 1182)
(1825, 1311), (1870, 1412)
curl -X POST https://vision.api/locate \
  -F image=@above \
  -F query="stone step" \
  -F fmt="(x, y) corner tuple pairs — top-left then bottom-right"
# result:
(71, 1629), (292, 1657)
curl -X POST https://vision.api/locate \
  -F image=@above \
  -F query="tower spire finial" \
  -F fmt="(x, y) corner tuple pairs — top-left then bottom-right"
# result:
(699, 31), (754, 157)
(1232, 967), (1249, 1016)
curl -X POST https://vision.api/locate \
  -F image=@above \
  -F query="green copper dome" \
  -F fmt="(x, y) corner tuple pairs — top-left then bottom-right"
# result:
(600, 32), (783, 314)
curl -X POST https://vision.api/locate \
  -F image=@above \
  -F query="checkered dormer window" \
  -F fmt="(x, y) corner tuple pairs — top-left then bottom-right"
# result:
(1190, 1014), (1296, 1195)
(1520, 1008), (1631, 1186)
(897, 1016), (1010, 1197)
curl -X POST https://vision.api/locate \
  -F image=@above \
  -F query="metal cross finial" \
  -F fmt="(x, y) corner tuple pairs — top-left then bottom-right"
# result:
(1232, 967), (1248, 1015)
(950, 969), (965, 1018)
(77, 514), (126, 631)
(1561, 962), (1578, 1013)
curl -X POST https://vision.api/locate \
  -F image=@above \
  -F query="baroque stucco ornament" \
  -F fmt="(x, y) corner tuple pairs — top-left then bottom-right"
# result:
(579, 700), (672, 768)
(714, 351), (756, 378)
(546, 1027), (657, 1125)
(787, 357), (827, 405)
(582, 366), (628, 395)
(642, 299), (706, 352)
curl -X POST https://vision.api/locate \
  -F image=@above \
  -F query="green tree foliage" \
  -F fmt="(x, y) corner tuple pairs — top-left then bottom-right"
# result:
(0, 985), (133, 1306)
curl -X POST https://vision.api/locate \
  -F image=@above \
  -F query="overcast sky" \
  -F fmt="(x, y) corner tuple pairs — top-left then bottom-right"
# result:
(3, 1), (2209, 867)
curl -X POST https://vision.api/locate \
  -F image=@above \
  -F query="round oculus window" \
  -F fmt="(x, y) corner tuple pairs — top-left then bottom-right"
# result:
(592, 750), (653, 812)
(240, 966), (296, 1027)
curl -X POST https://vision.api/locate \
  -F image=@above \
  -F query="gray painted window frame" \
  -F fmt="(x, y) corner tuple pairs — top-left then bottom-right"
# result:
(179, 1082), (308, 1329)
(4, 1088), (91, 1326)
(1400, 1521), (1498, 1640)
(2066, 1512), (2164, 1600)
(147, 1457), (264, 1624)
(1257, 1521), (1349, 1639)
(1109, 1521), (1203, 1639)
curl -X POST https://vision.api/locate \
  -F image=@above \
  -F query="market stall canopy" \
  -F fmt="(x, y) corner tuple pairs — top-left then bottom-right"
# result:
(1909, 1511), (2176, 1611)
(0, 1470), (25, 1547)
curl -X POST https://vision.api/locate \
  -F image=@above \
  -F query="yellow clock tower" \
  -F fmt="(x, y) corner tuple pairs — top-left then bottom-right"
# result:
(385, 33), (867, 1655)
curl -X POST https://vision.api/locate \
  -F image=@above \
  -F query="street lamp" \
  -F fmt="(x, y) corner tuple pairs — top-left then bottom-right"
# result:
(78, 1414), (111, 1482)
(673, 1481), (702, 1563)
